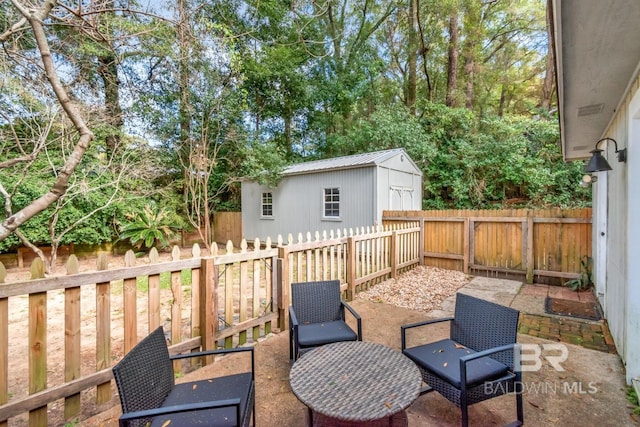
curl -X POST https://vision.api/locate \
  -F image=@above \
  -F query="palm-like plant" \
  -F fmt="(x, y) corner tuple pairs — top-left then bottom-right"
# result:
(119, 205), (178, 250)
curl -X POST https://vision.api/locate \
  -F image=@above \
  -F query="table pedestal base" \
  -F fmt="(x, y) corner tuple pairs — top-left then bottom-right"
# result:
(306, 409), (408, 427)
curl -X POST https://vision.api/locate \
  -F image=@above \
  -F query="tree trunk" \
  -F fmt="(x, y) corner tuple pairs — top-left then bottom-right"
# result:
(178, 0), (191, 150)
(541, 4), (555, 111)
(406, 0), (417, 114)
(464, 57), (475, 110)
(498, 84), (506, 117)
(284, 114), (293, 157)
(98, 52), (123, 154)
(462, 0), (481, 111)
(446, 13), (459, 107)
(0, 2), (94, 241)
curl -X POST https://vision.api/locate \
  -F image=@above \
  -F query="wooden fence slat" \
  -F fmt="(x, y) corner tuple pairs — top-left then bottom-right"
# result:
(199, 257), (216, 364)
(191, 244), (201, 366)
(224, 250), (234, 348)
(95, 253), (111, 404)
(64, 255), (81, 421)
(383, 208), (591, 282)
(0, 295), (7, 427)
(170, 246), (182, 372)
(148, 248), (161, 332)
(28, 286), (46, 426)
(252, 251), (261, 341)
(123, 250), (137, 354)
(239, 256), (248, 345)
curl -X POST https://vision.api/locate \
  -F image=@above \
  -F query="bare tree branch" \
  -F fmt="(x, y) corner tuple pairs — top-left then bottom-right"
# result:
(0, 0), (95, 241)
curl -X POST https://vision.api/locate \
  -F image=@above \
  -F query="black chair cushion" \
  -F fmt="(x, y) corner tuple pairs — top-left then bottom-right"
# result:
(297, 320), (357, 347)
(149, 372), (253, 427)
(403, 339), (509, 389)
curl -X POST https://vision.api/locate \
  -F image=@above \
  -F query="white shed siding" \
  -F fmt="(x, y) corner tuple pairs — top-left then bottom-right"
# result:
(242, 167), (377, 241)
(241, 149), (423, 242)
(376, 166), (422, 215)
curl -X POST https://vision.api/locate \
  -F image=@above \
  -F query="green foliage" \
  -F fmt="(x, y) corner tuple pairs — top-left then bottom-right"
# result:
(627, 386), (640, 415)
(324, 104), (435, 160)
(119, 205), (181, 250)
(1, 0), (586, 247)
(134, 270), (192, 293)
(565, 256), (594, 292)
(240, 139), (288, 188)
(0, 145), (121, 252)
(416, 103), (590, 209)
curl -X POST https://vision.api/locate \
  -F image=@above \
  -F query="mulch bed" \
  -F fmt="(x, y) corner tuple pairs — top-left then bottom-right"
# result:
(544, 297), (602, 321)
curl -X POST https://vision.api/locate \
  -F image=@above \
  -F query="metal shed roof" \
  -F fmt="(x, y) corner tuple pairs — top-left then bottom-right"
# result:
(283, 148), (413, 176)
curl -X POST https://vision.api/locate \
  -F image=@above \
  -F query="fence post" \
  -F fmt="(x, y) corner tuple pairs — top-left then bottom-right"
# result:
(463, 218), (470, 274)
(526, 217), (534, 283)
(277, 245), (290, 332)
(346, 235), (356, 300)
(170, 246), (183, 363)
(419, 218), (425, 266)
(390, 230), (398, 279)
(0, 289), (6, 427)
(0, 262), (6, 427)
(64, 255), (81, 421)
(191, 244), (202, 352)
(199, 256), (217, 365)
(29, 258), (47, 426)
(95, 253), (111, 405)
(148, 248), (161, 332)
(468, 219), (476, 273)
(123, 250), (137, 354)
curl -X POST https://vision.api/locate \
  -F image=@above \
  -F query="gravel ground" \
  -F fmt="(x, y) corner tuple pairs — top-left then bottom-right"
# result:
(356, 265), (471, 311)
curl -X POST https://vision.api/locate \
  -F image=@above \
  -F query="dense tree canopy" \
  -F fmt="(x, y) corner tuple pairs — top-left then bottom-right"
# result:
(0, 0), (588, 262)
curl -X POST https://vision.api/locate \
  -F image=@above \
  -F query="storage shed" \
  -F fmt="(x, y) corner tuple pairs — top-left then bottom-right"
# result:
(241, 148), (423, 241)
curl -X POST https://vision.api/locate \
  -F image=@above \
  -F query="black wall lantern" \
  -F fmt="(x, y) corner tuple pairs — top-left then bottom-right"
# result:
(584, 137), (627, 173)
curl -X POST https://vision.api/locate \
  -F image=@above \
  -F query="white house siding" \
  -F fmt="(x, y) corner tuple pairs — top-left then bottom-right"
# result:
(597, 75), (640, 383)
(626, 82), (640, 383)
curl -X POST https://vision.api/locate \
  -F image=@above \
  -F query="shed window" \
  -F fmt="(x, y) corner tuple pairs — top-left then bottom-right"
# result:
(261, 192), (273, 217)
(323, 187), (340, 218)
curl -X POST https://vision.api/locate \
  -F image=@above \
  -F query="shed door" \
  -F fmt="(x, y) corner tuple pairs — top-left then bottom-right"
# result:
(389, 186), (414, 210)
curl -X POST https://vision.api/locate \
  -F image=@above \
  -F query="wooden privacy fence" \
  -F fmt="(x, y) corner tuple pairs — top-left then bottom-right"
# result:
(383, 208), (592, 283)
(0, 222), (420, 426)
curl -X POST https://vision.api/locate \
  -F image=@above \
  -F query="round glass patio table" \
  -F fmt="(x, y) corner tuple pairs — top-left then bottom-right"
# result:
(289, 341), (422, 426)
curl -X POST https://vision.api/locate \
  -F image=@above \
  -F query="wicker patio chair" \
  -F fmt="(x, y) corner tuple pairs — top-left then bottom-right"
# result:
(112, 326), (255, 427)
(289, 280), (362, 363)
(401, 293), (523, 427)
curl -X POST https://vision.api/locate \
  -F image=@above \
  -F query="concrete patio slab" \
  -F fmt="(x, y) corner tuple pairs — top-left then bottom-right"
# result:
(81, 278), (638, 427)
